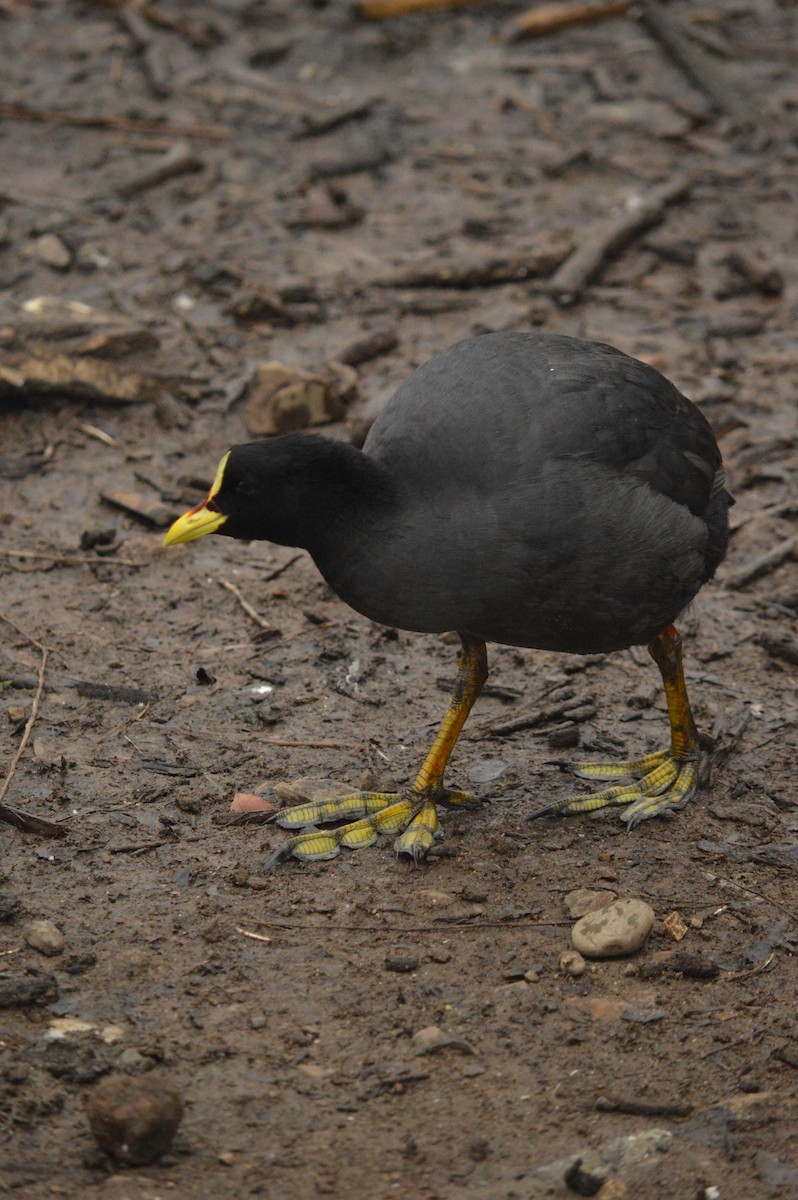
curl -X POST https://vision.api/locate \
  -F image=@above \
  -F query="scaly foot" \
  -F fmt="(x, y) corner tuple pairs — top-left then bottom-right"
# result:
(532, 747), (698, 830)
(264, 786), (475, 869)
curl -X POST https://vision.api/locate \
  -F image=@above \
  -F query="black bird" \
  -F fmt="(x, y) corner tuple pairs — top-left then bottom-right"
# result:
(164, 332), (731, 866)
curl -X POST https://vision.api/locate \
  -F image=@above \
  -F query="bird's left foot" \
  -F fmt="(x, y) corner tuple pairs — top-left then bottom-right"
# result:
(532, 747), (699, 830)
(263, 786), (475, 869)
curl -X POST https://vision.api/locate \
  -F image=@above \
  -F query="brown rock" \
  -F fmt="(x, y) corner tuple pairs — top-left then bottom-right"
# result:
(243, 361), (346, 436)
(564, 887), (617, 920)
(85, 1073), (183, 1165)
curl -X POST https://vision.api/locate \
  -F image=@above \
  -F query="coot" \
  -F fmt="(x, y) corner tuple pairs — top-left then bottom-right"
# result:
(165, 332), (731, 865)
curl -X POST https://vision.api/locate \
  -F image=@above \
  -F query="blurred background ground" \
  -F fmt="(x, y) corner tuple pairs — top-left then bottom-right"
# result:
(1, 1), (797, 1197)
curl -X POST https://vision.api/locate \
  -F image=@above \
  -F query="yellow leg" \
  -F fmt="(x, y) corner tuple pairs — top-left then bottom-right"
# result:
(264, 636), (488, 868)
(533, 626), (702, 829)
(395, 636), (487, 860)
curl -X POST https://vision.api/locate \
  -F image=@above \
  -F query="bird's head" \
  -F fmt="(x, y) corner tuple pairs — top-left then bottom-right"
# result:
(163, 436), (347, 549)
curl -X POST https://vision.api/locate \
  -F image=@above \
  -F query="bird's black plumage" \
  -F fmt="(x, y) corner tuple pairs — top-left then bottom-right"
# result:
(207, 332), (730, 655)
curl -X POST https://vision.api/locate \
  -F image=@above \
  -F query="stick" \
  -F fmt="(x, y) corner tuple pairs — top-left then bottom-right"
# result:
(637, 2), (750, 128)
(508, 1), (630, 42)
(357, 0), (483, 17)
(0, 548), (143, 568)
(258, 738), (363, 749)
(376, 239), (571, 290)
(250, 917), (572, 932)
(236, 927), (272, 944)
(0, 102), (228, 143)
(218, 577), (271, 631)
(549, 172), (692, 305)
(596, 1094), (693, 1118)
(725, 535), (797, 589)
(115, 140), (204, 199)
(0, 615), (60, 835)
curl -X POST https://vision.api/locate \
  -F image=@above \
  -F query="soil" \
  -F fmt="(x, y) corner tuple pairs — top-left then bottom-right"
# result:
(1, 3), (797, 1199)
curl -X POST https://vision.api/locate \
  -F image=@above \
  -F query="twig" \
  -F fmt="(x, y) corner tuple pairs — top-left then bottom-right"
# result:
(596, 1094), (693, 1118)
(375, 239), (571, 290)
(508, 0), (630, 42)
(0, 548), (144, 568)
(218, 577), (271, 631)
(251, 917), (571, 932)
(476, 697), (595, 739)
(236, 927), (272, 943)
(256, 553), (304, 583)
(0, 614), (52, 833)
(357, 0), (483, 16)
(637, 1), (750, 128)
(114, 140), (204, 199)
(0, 102), (228, 142)
(549, 172), (692, 305)
(725, 535), (798, 589)
(724, 952), (775, 981)
(705, 873), (798, 925)
(259, 737), (363, 749)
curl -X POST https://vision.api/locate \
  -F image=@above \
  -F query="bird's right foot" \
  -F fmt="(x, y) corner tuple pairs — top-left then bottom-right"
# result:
(531, 748), (699, 830)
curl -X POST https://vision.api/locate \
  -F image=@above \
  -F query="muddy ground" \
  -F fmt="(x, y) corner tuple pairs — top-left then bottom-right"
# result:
(1, 2), (798, 1198)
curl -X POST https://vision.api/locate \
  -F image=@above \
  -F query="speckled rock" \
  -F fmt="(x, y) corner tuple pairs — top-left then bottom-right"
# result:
(572, 898), (655, 959)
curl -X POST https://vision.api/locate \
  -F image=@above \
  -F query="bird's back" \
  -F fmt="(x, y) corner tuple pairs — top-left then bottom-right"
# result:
(352, 333), (729, 652)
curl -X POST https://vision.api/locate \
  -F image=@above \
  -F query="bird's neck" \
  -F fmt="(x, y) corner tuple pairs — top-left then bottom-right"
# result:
(274, 436), (397, 559)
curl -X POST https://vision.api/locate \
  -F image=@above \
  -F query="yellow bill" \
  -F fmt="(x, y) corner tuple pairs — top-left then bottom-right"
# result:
(163, 451), (230, 546)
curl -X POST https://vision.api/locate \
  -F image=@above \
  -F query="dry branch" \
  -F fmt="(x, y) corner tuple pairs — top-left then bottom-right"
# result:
(549, 172), (692, 305)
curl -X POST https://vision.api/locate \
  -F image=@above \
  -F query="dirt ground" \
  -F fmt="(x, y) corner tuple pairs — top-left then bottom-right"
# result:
(1, 2), (798, 1198)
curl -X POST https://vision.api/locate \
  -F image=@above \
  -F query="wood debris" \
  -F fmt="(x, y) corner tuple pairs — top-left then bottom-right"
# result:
(0, 354), (165, 405)
(357, 0), (483, 17)
(507, 1), (630, 42)
(113, 140), (204, 199)
(375, 236), (572, 290)
(549, 172), (692, 305)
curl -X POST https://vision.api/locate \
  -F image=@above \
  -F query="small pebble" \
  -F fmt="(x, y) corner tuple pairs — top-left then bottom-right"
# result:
(25, 232), (73, 270)
(558, 949), (586, 977)
(24, 919), (66, 957)
(229, 792), (276, 813)
(85, 1073), (183, 1165)
(412, 1025), (443, 1052)
(571, 898), (655, 959)
(564, 888), (617, 920)
(385, 954), (419, 973)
